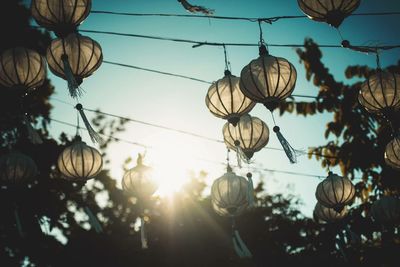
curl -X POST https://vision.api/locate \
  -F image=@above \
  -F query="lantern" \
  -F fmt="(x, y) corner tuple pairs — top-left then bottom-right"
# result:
(313, 202), (347, 223)
(212, 200), (247, 218)
(0, 151), (38, 186)
(385, 136), (400, 170)
(358, 71), (400, 114)
(315, 172), (355, 212)
(122, 154), (157, 199)
(371, 196), (400, 225)
(206, 70), (255, 126)
(0, 47), (46, 91)
(297, 0), (360, 28)
(46, 33), (103, 98)
(57, 140), (103, 181)
(31, 0), (92, 37)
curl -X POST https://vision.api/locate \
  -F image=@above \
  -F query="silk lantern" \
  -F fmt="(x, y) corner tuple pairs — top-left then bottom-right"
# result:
(313, 202), (347, 223)
(0, 151), (38, 186)
(385, 136), (400, 170)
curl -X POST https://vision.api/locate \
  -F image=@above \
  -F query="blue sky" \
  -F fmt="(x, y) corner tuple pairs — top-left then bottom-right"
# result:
(36, 0), (400, 217)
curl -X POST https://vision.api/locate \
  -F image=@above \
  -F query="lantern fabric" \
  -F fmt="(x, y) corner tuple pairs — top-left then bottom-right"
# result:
(358, 71), (400, 113)
(31, 0), (92, 37)
(212, 200), (247, 217)
(0, 47), (46, 91)
(211, 167), (249, 217)
(371, 196), (400, 225)
(239, 47), (297, 111)
(122, 154), (157, 199)
(385, 136), (400, 170)
(315, 172), (355, 212)
(313, 202), (347, 223)
(57, 141), (103, 181)
(46, 33), (102, 85)
(206, 71), (255, 126)
(297, 0), (360, 28)
(223, 114), (269, 159)
(0, 151), (38, 186)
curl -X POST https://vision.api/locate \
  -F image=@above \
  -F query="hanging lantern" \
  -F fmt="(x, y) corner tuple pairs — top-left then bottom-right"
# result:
(313, 202), (347, 223)
(358, 71), (400, 114)
(385, 136), (400, 170)
(371, 196), (400, 225)
(0, 47), (46, 91)
(31, 0), (92, 37)
(46, 33), (103, 98)
(0, 151), (38, 186)
(212, 200), (247, 218)
(57, 139), (103, 181)
(315, 172), (355, 212)
(222, 114), (269, 160)
(206, 70), (255, 126)
(297, 0), (360, 28)
(122, 154), (157, 199)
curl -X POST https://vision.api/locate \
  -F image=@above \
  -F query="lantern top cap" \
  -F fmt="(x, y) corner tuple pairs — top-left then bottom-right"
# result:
(259, 44), (269, 56)
(137, 154), (144, 165)
(226, 164), (233, 173)
(224, 70), (231, 76)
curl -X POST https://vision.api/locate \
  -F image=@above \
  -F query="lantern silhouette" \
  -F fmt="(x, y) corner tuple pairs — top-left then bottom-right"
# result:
(46, 33), (103, 98)
(0, 47), (46, 91)
(57, 140), (103, 181)
(313, 202), (347, 223)
(222, 114), (269, 160)
(0, 151), (38, 186)
(206, 70), (255, 126)
(371, 196), (400, 225)
(385, 136), (400, 170)
(358, 71), (400, 114)
(122, 154), (157, 199)
(297, 0), (360, 28)
(315, 172), (355, 212)
(31, 0), (92, 37)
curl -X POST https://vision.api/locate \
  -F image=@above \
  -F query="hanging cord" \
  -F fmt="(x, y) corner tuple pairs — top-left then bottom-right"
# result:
(271, 111), (298, 164)
(20, 92), (43, 144)
(246, 172), (255, 207)
(14, 203), (24, 238)
(222, 44), (231, 73)
(231, 217), (252, 259)
(75, 103), (103, 144)
(375, 49), (382, 69)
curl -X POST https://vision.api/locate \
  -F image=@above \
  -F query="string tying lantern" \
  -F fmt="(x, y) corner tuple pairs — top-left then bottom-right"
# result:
(46, 33), (103, 98)
(31, 0), (92, 38)
(385, 136), (400, 170)
(370, 196), (400, 226)
(315, 172), (355, 213)
(313, 202), (347, 223)
(122, 154), (157, 249)
(297, 0), (360, 28)
(0, 151), (38, 186)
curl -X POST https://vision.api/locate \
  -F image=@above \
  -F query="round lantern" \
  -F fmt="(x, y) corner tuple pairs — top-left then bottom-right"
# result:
(358, 71), (400, 114)
(46, 33), (102, 97)
(57, 140), (103, 181)
(31, 0), (92, 37)
(313, 202), (347, 223)
(0, 47), (46, 91)
(371, 196), (400, 225)
(212, 200), (247, 218)
(385, 136), (400, 170)
(206, 70), (255, 126)
(297, 0), (360, 28)
(122, 154), (157, 199)
(0, 151), (38, 186)
(211, 166), (249, 217)
(223, 114), (269, 160)
(239, 45), (297, 111)
(315, 172), (355, 212)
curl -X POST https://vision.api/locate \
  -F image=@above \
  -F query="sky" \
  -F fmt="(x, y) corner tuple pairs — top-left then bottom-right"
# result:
(33, 0), (400, 217)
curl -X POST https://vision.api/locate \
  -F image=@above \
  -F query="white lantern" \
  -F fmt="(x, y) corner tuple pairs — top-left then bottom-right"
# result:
(240, 45), (297, 111)
(385, 136), (400, 170)
(0, 47), (46, 91)
(358, 71), (400, 114)
(212, 200), (247, 218)
(0, 151), (38, 186)
(297, 0), (360, 28)
(57, 140), (103, 181)
(222, 114), (269, 160)
(313, 202), (347, 223)
(122, 154), (157, 199)
(315, 172), (355, 212)
(211, 166), (249, 217)
(206, 70), (255, 126)
(31, 0), (92, 37)
(371, 196), (400, 225)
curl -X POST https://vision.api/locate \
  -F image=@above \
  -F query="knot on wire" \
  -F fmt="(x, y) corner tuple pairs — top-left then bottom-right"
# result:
(75, 103), (83, 110)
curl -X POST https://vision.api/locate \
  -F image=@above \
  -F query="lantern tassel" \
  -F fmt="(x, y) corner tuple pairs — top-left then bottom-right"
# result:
(345, 225), (361, 246)
(23, 115), (43, 144)
(84, 206), (103, 234)
(61, 54), (82, 98)
(14, 207), (24, 238)
(232, 235), (245, 258)
(140, 216), (148, 249)
(273, 126), (297, 164)
(336, 232), (348, 262)
(76, 104), (103, 144)
(246, 173), (255, 207)
(234, 230), (252, 258)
